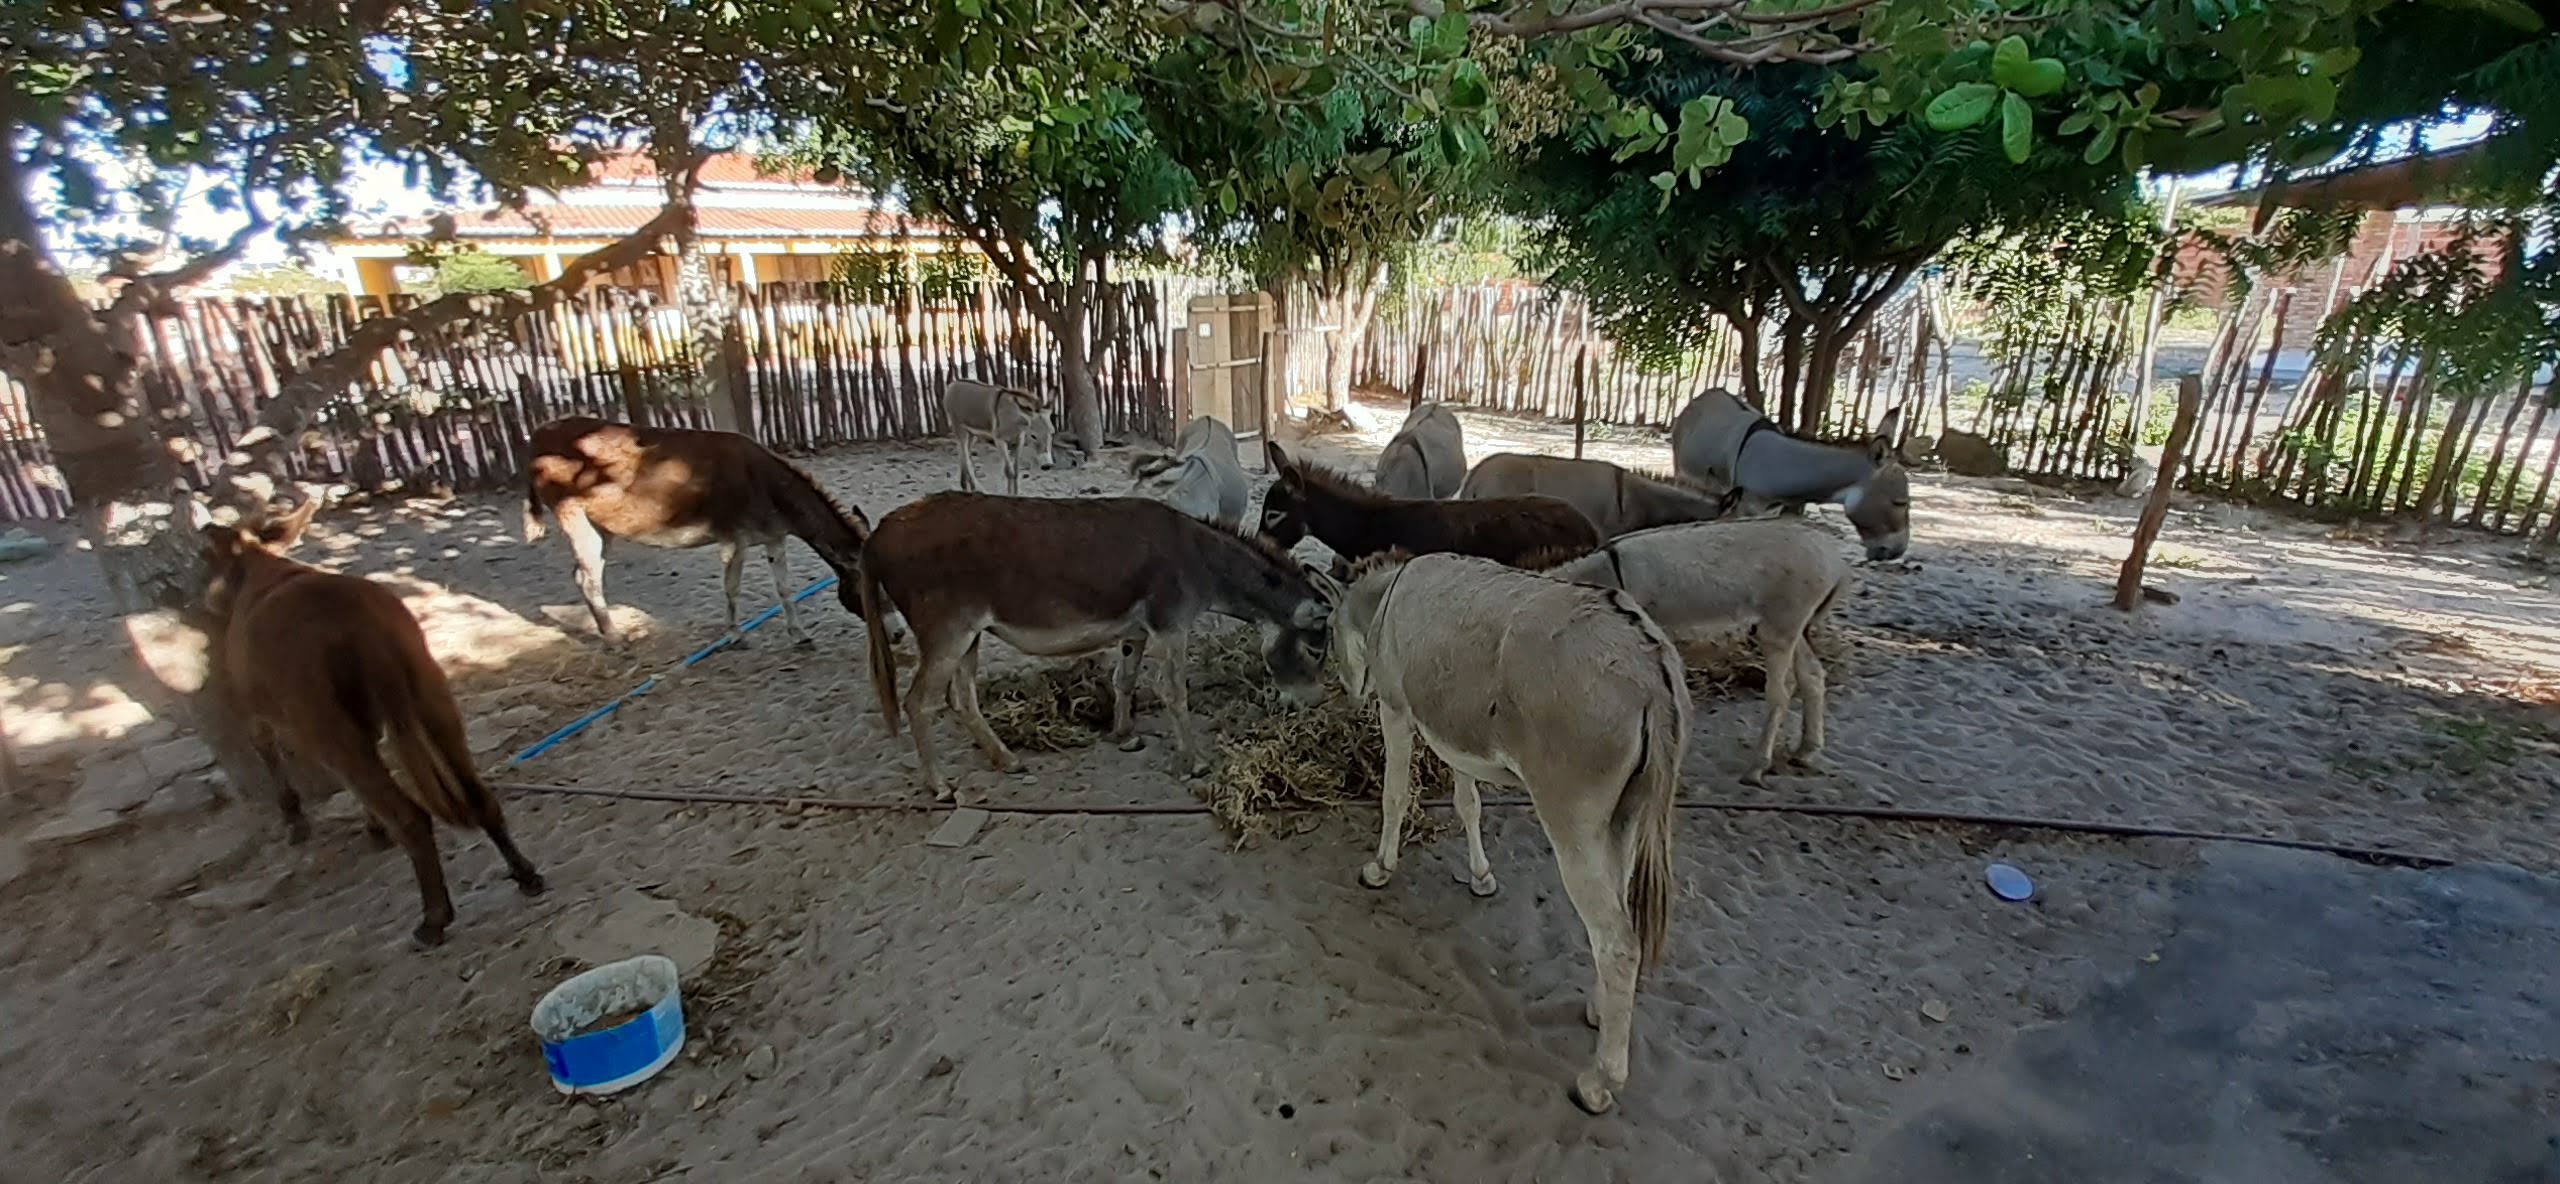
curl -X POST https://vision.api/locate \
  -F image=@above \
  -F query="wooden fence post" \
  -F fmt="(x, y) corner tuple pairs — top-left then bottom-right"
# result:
(1406, 342), (1431, 411)
(1571, 342), (1589, 459)
(2115, 373), (2204, 612)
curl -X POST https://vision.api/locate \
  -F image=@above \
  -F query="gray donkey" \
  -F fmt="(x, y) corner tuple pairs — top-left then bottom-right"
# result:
(1669, 388), (1909, 560)
(1327, 551), (1687, 1115)
(942, 379), (1059, 495)
(1128, 415), (1250, 530)
(1375, 401), (1465, 498)
(1527, 519), (1851, 783)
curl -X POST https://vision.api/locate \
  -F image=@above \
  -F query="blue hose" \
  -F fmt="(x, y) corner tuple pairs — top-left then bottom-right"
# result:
(502, 575), (840, 768)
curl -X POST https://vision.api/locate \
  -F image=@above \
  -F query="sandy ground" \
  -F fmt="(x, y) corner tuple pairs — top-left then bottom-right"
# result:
(2, 394), (2556, 1182)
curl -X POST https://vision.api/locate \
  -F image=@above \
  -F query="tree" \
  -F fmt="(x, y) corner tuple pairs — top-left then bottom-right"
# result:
(1, 1), (758, 608)
(1506, 49), (2133, 431)
(772, 0), (1194, 454)
(421, 251), (534, 296)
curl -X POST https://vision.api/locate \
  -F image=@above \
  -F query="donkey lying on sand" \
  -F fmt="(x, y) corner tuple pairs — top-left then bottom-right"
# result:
(1329, 551), (1688, 1115)
(860, 493), (1332, 799)
(1375, 401), (1465, 498)
(1261, 442), (1599, 569)
(200, 501), (544, 947)
(525, 416), (887, 648)
(943, 379), (1059, 495)
(1458, 452), (1735, 537)
(1128, 415), (1249, 530)
(1526, 519), (1852, 783)
(1669, 388), (1909, 561)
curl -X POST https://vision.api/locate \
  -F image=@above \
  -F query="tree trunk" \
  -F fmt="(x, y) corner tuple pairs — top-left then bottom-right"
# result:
(1316, 259), (1389, 413)
(651, 132), (746, 436)
(2116, 374), (2205, 612)
(1056, 253), (1104, 455)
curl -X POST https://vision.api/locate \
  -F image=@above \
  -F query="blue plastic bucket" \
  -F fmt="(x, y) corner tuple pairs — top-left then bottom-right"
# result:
(530, 954), (686, 1096)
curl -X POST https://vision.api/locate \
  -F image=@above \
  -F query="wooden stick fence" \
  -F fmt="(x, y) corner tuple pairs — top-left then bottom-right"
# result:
(0, 280), (1179, 522)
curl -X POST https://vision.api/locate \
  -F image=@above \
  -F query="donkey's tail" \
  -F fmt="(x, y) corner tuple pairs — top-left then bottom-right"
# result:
(521, 471), (549, 543)
(378, 660), (500, 830)
(1621, 694), (1684, 972)
(859, 555), (901, 736)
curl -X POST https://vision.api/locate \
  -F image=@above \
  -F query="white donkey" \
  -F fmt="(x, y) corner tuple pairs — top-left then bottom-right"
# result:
(1127, 415), (1249, 530)
(1328, 551), (1688, 1115)
(1669, 388), (1909, 561)
(942, 379), (1058, 495)
(1527, 519), (1851, 783)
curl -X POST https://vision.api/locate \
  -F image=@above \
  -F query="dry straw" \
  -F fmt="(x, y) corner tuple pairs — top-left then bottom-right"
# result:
(973, 619), (1846, 838)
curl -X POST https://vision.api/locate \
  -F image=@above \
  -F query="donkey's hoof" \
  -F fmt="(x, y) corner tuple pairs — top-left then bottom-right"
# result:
(1469, 871), (1500, 898)
(1115, 735), (1147, 753)
(1359, 861), (1393, 889)
(411, 923), (448, 949)
(1740, 767), (1769, 788)
(516, 871), (549, 897)
(991, 754), (1027, 775)
(1568, 1074), (1616, 1116)
(364, 825), (391, 851)
(1584, 998), (1602, 1030)
(791, 635), (817, 651)
(1787, 751), (1826, 774)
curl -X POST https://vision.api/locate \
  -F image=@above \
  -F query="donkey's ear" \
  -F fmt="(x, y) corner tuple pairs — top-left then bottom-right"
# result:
(255, 497), (320, 551)
(1871, 407), (1905, 461)
(1263, 439), (1292, 473)
(1302, 562), (1345, 605)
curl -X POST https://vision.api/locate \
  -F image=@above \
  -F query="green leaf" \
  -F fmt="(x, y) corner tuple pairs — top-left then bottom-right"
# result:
(2000, 91), (2033, 163)
(2084, 122), (2119, 165)
(1447, 61), (1489, 111)
(1990, 35), (2034, 89)
(2306, 46), (2360, 77)
(2058, 110), (2096, 136)
(2012, 58), (2067, 99)
(1925, 82), (2001, 131)
(1434, 11), (1469, 57)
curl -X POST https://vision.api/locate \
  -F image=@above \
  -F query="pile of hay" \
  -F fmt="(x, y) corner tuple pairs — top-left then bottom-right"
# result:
(973, 617), (1851, 840)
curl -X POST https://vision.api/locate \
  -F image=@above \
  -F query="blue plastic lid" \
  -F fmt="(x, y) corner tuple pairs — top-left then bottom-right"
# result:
(1985, 863), (2034, 902)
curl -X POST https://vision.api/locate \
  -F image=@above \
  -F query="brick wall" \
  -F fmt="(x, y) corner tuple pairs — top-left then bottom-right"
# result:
(2169, 210), (2507, 346)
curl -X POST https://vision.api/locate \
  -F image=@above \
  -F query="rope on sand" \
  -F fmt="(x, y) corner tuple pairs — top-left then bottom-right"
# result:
(500, 576), (839, 767)
(494, 780), (2454, 869)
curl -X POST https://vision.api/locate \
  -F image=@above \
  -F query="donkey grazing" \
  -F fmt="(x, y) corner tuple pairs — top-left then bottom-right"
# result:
(524, 417), (884, 648)
(1459, 452), (1736, 537)
(860, 493), (1332, 799)
(1375, 401), (1465, 498)
(1669, 388), (1910, 560)
(1260, 442), (1599, 569)
(1329, 551), (1687, 1115)
(199, 502), (544, 947)
(1526, 518), (1852, 783)
(1128, 415), (1249, 530)
(943, 379), (1059, 495)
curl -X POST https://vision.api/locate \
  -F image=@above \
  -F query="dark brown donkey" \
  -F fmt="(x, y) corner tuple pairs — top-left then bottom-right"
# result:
(524, 416), (887, 647)
(1259, 441), (1600, 568)
(199, 502), (544, 947)
(859, 493), (1334, 799)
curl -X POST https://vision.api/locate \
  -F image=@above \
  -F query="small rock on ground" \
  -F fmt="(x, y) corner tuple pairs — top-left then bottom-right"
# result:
(743, 1045), (777, 1080)
(29, 809), (128, 849)
(185, 869), (291, 913)
(926, 808), (992, 849)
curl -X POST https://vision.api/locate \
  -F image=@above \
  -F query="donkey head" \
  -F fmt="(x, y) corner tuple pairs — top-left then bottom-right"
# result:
(1258, 440), (1308, 547)
(198, 499), (320, 618)
(1007, 390), (1061, 472)
(1250, 559), (1335, 707)
(1840, 407), (1910, 561)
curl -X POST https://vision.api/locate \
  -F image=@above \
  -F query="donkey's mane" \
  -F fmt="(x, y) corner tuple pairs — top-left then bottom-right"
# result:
(1187, 506), (1304, 571)
(771, 454), (872, 533)
(1344, 548), (1414, 582)
(1288, 457), (1393, 505)
(1628, 466), (1719, 495)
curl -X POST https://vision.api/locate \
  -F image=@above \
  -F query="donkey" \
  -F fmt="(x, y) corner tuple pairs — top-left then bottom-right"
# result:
(1458, 452), (1737, 538)
(1669, 388), (1910, 560)
(859, 492), (1332, 800)
(1525, 519), (1852, 783)
(943, 379), (1059, 495)
(1375, 401), (1465, 498)
(1260, 441), (1599, 570)
(524, 416), (887, 648)
(1128, 415), (1249, 530)
(198, 501), (545, 947)
(1328, 551), (1687, 1115)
